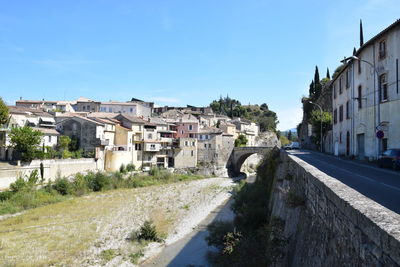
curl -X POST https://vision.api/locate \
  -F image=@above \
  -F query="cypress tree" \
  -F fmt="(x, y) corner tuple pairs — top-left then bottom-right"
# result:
(326, 68), (330, 79)
(314, 66), (320, 85)
(314, 66), (322, 99)
(353, 47), (356, 55)
(360, 19), (364, 47)
(309, 80), (315, 98)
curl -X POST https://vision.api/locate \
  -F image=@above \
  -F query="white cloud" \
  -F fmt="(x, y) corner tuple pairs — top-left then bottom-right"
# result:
(276, 107), (303, 131)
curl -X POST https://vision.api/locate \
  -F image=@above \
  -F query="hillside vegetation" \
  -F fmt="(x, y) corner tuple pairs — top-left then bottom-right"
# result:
(209, 96), (278, 132)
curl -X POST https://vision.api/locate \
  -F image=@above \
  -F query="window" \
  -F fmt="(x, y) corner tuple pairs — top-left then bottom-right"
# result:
(379, 74), (388, 101)
(48, 136), (52, 142)
(346, 101), (350, 119)
(185, 141), (188, 146)
(334, 109), (337, 124)
(83, 106), (86, 111)
(192, 141), (195, 146)
(130, 108), (133, 112)
(191, 150), (194, 157)
(339, 105), (343, 122)
(358, 57), (362, 74)
(339, 77), (343, 94)
(204, 144), (207, 148)
(87, 105), (90, 110)
(208, 144), (211, 148)
(109, 107), (112, 112)
(339, 132), (342, 143)
(358, 85), (362, 109)
(135, 143), (142, 150)
(148, 133), (153, 139)
(189, 133), (193, 138)
(379, 40), (386, 59)
(188, 125), (193, 130)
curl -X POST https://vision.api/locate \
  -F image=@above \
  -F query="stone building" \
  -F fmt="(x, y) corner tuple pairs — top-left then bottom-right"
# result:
(335, 19), (400, 159)
(173, 137), (197, 168)
(56, 116), (109, 169)
(99, 101), (152, 118)
(197, 127), (234, 168)
(75, 97), (101, 112)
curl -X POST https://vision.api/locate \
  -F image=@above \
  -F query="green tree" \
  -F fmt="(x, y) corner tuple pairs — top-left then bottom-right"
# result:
(279, 135), (290, 146)
(0, 97), (9, 126)
(234, 134), (248, 147)
(59, 135), (71, 151)
(310, 110), (332, 150)
(313, 66), (322, 100)
(9, 126), (43, 161)
(287, 130), (292, 141)
(332, 64), (345, 79)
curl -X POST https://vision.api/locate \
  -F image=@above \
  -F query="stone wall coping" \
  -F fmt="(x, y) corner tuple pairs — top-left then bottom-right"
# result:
(285, 152), (400, 242)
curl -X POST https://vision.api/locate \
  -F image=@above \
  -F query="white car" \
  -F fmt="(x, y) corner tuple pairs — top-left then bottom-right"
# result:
(283, 142), (300, 150)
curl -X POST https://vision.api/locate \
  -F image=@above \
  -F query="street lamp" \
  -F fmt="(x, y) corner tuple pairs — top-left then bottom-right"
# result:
(349, 56), (380, 158)
(309, 101), (323, 153)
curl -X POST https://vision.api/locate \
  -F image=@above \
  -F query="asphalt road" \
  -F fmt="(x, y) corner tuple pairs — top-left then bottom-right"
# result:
(288, 150), (400, 214)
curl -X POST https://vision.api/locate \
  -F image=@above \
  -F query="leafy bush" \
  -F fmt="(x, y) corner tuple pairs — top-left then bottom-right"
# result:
(90, 172), (111, 192)
(206, 221), (235, 250)
(72, 149), (83, 159)
(129, 250), (144, 264)
(119, 164), (126, 174)
(149, 167), (160, 176)
(71, 173), (89, 196)
(100, 249), (117, 262)
(0, 191), (14, 201)
(62, 150), (73, 159)
(53, 178), (74, 195)
(133, 220), (163, 242)
(9, 170), (39, 193)
(126, 163), (135, 172)
(45, 147), (57, 159)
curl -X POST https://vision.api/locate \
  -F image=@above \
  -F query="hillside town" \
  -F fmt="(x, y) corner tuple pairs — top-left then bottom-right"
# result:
(0, 97), (261, 175)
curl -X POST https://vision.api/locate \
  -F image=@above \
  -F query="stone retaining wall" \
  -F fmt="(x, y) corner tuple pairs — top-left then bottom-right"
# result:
(271, 151), (400, 266)
(0, 158), (99, 190)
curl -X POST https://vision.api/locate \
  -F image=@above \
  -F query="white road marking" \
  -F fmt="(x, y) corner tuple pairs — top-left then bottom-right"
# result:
(380, 183), (400, 192)
(305, 156), (376, 182)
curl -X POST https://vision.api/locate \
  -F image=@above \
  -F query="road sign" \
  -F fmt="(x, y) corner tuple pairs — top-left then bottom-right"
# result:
(376, 130), (384, 139)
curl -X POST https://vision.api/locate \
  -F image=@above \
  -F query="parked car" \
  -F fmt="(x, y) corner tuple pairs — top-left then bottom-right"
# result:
(283, 142), (300, 150)
(377, 149), (400, 170)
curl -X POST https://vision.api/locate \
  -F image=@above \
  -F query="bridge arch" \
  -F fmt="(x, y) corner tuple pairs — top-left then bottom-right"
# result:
(227, 146), (272, 177)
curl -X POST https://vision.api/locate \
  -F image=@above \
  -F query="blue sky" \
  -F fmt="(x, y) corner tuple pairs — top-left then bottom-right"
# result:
(1, 0), (399, 130)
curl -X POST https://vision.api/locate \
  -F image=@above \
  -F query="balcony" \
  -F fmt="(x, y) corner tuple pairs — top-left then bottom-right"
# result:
(144, 142), (161, 152)
(100, 139), (110, 146)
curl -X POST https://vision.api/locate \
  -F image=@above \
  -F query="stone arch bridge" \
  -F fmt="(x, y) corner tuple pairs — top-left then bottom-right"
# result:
(227, 146), (274, 177)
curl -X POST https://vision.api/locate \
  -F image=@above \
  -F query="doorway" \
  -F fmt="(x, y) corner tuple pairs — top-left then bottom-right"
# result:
(357, 134), (365, 160)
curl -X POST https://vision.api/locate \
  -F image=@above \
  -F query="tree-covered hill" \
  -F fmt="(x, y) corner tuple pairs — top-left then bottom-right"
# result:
(209, 96), (278, 132)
